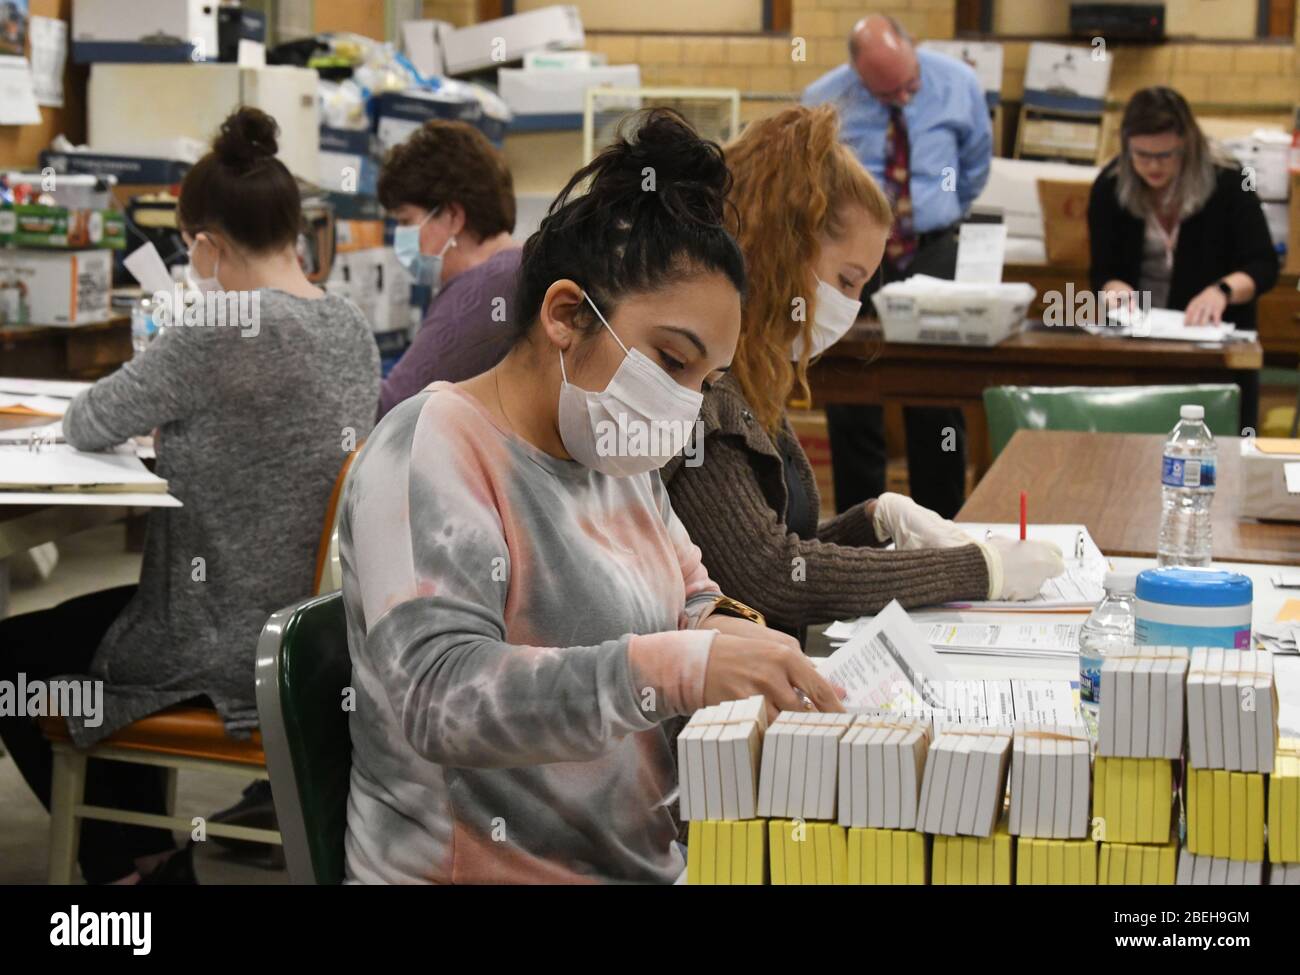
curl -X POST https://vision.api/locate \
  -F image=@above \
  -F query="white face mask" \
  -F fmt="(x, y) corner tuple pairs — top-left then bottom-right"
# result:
(792, 276), (862, 361)
(186, 237), (221, 294)
(557, 293), (704, 477)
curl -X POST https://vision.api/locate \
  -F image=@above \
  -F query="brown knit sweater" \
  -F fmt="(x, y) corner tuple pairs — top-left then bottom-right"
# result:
(662, 375), (990, 633)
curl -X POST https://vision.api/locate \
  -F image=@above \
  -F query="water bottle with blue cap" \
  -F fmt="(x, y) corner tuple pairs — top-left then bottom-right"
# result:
(1157, 404), (1217, 567)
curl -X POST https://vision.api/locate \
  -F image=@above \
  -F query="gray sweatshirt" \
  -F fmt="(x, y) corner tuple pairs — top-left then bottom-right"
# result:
(61, 289), (379, 745)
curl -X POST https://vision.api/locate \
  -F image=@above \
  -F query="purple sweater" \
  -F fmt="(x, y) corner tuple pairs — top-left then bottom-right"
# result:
(378, 246), (521, 417)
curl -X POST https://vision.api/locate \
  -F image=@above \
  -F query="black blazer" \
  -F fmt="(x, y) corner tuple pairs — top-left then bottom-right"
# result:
(1087, 160), (1279, 330)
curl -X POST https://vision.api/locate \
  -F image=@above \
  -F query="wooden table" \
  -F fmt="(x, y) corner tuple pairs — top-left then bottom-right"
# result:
(956, 429), (1300, 565)
(807, 321), (1261, 476)
(0, 317), (132, 380)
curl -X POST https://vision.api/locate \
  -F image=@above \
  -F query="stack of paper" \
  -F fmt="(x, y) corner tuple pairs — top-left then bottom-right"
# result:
(767, 820), (848, 885)
(1255, 621), (1298, 655)
(1271, 863), (1300, 884)
(1268, 738), (1299, 866)
(931, 816), (1013, 884)
(836, 713), (930, 830)
(1187, 768), (1266, 862)
(1176, 850), (1264, 885)
(685, 820), (766, 885)
(941, 523), (1107, 611)
(0, 443), (169, 499)
(678, 696), (767, 822)
(1098, 646), (1189, 759)
(756, 711), (853, 821)
(1187, 649), (1278, 773)
(1015, 837), (1099, 884)
(916, 725), (1013, 837)
(1092, 756), (1174, 844)
(845, 827), (928, 885)
(1008, 722), (1091, 839)
(1098, 839), (1178, 884)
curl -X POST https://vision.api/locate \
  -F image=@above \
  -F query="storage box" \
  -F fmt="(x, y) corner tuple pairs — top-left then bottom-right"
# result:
(0, 204), (126, 249)
(918, 41), (1003, 95)
(1023, 42), (1111, 104)
(497, 65), (641, 118)
(974, 157), (1100, 240)
(88, 64), (321, 182)
(1222, 132), (1291, 203)
(318, 127), (377, 196)
(0, 250), (113, 326)
(401, 19), (456, 79)
(372, 89), (502, 152)
(872, 275), (1035, 347)
(1240, 438), (1300, 522)
(72, 0), (219, 63)
(442, 5), (584, 76)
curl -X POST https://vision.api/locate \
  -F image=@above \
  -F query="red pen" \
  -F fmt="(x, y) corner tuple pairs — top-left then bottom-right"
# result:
(1019, 490), (1027, 541)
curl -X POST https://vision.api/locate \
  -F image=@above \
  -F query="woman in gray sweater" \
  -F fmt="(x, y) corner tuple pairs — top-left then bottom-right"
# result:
(0, 108), (379, 884)
(663, 106), (1063, 636)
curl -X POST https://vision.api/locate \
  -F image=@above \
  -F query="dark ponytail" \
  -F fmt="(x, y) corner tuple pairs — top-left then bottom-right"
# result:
(515, 108), (745, 338)
(178, 107), (301, 253)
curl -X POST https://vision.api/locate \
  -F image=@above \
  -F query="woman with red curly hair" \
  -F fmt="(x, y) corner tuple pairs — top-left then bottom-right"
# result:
(662, 105), (1063, 637)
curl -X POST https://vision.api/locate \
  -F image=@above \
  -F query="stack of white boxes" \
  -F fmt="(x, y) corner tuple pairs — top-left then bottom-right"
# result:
(677, 696), (767, 822)
(1187, 649), (1277, 773)
(915, 725), (1013, 837)
(835, 714), (931, 830)
(755, 712), (853, 821)
(1176, 850), (1264, 885)
(1008, 722), (1091, 839)
(1099, 645), (1189, 760)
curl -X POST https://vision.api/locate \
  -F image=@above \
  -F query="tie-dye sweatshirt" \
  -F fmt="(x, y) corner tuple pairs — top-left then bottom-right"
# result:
(339, 382), (722, 884)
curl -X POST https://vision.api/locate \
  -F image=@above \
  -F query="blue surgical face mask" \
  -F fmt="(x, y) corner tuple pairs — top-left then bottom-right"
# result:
(393, 209), (456, 293)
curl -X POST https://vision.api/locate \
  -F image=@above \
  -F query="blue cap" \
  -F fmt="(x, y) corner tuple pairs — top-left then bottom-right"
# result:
(1135, 567), (1253, 607)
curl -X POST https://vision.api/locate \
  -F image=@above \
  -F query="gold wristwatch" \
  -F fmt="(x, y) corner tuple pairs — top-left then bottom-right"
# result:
(702, 595), (766, 627)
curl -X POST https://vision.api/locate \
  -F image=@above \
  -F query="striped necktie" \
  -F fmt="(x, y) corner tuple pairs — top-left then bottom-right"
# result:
(883, 104), (918, 274)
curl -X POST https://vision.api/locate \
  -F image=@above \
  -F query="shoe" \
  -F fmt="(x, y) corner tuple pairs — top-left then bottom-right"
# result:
(209, 780), (283, 868)
(140, 843), (198, 885)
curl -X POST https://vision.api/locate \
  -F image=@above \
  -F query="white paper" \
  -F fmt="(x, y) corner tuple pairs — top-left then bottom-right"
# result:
(945, 523), (1107, 610)
(955, 223), (1007, 284)
(0, 418), (62, 443)
(0, 443), (167, 490)
(0, 491), (180, 507)
(1285, 462), (1300, 495)
(0, 56), (41, 125)
(0, 377), (91, 399)
(123, 243), (175, 295)
(1106, 305), (1239, 342)
(926, 621), (1079, 657)
(237, 38), (266, 68)
(29, 16), (66, 108)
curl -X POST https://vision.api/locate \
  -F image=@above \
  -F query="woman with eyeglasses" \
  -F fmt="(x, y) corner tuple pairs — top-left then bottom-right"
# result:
(1088, 86), (1277, 428)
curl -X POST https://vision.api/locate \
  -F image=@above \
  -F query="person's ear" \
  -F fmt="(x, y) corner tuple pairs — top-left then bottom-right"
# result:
(442, 202), (467, 238)
(538, 279), (589, 352)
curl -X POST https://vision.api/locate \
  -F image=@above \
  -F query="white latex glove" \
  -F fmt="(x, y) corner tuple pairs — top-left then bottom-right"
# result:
(871, 492), (974, 550)
(976, 536), (1066, 600)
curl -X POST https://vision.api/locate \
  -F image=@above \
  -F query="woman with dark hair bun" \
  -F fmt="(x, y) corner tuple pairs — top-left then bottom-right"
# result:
(1088, 86), (1278, 428)
(0, 107), (380, 884)
(338, 109), (841, 884)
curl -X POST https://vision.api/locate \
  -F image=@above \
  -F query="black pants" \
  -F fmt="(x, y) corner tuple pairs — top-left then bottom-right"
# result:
(0, 586), (175, 883)
(827, 227), (968, 519)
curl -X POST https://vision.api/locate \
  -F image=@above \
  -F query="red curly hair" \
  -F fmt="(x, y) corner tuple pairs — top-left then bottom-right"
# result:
(724, 104), (892, 433)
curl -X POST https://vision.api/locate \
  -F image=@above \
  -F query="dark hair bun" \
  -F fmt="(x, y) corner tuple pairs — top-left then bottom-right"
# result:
(213, 107), (280, 171)
(590, 109), (730, 227)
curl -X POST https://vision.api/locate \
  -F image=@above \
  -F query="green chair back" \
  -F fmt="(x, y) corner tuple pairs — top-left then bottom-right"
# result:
(255, 591), (352, 885)
(982, 384), (1241, 461)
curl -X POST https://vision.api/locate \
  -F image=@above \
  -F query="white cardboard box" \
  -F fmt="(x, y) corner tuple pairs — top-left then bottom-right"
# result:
(497, 64), (641, 117)
(0, 249), (112, 326)
(442, 5), (584, 76)
(1240, 437), (1300, 521)
(73, 0), (219, 61)
(1223, 132), (1291, 203)
(1024, 42), (1111, 102)
(919, 40), (1003, 95)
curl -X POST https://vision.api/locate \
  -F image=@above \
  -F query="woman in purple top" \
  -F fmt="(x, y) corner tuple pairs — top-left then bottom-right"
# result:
(377, 120), (521, 417)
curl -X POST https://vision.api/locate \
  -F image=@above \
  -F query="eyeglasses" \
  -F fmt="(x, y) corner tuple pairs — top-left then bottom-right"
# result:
(1130, 146), (1183, 163)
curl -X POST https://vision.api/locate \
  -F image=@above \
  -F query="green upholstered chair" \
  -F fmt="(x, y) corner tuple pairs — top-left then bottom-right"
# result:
(982, 384), (1241, 461)
(255, 591), (352, 885)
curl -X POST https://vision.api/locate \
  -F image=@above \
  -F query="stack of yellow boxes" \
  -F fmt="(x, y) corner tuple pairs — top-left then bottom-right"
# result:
(1008, 721), (1097, 884)
(932, 817), (1014, 884)
(1017, 836), (1099, 884)
(768, 820), (847, 885)
(687, 820), (767, 885)
(1186, 768), (1265, 863)
(846, 827), (928, 884)
(1267, 738), (1299, 873)
(1092, 756), (1177, 883)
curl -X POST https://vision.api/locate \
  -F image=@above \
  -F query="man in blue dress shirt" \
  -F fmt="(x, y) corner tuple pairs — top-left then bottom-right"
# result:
(803, 14), (992, 518)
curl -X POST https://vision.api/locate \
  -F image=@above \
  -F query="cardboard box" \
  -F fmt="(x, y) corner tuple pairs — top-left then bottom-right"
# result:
(441, 5), (585, 76)
(1240, 438), (1300, 522)
(1023, 42), (1111, 104)
(918, 41), (1003, 95)
(1037, 179), (1093, 266)
(0, 250), (113, 326)
(1222, 133), (1291, 203)
(0, 204), (126, 249)
(497, 64), (641, 118)
(73, 0), (219, 63)
(318, 127), (377, 196)
(974, 157), (1101, 240)
(401, 20), (456, 79)
(371, 90), (500, 152)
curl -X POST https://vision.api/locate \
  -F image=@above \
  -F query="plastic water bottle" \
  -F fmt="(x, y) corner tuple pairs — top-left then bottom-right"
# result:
(130, 297), (157, 357)
(1157, 404), (1216, 567)
(1079, 570), (1136, 711)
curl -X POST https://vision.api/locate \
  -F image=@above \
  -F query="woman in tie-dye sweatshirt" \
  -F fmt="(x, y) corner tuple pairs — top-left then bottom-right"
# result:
(339, 111), (841, 884)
